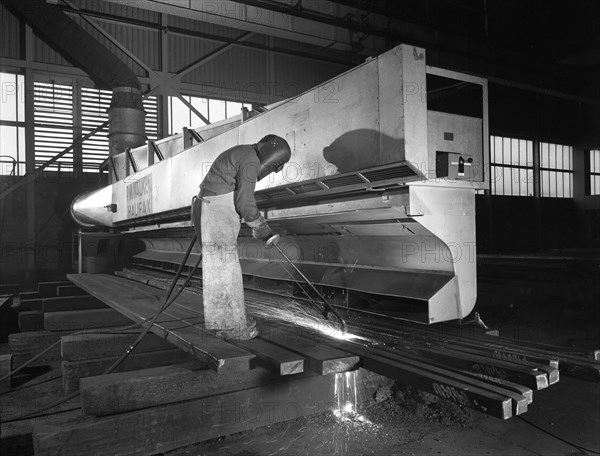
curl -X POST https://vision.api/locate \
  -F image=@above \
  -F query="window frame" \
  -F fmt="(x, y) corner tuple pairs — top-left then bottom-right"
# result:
(0, 71), (26, 175)
(586, 149), (600, 196)
(167, 94), (253, 136)
(489, 135), (535, 197)
(539, 142), (573, 198)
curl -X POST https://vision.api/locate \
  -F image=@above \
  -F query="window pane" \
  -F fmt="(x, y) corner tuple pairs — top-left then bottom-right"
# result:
(517, 139), (525, 166)
(190, 96), (209, 126)
(549, 144), (556, 169)
(519, 169), (527, 196)
(0, 72), (17, 121)
(1, 125), (17, 154)
(0, 125), (25, 175)
(226, 101), (243, 118)
(17, 74), (25, 122)
(541, 170), (549, 197)
(503, 166), (511, 196)
(494, 136), (502, 163)
(502, 137), (510, 165)
(208, 99), (226, 123)
(170, 96), (190, 134)
(593, 150), (600, 173)
(511, 167), (519, 191)
(540, 142), (548, 168)
(492, 166), (502, 194)
(511, 138), (519, 165)
(556, 145), (563, 169)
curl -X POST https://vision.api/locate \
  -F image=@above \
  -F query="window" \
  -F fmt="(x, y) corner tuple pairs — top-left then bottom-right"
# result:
(167, 95), (252, 135)
(540, 142), (573, 198)
(34, 81), (74, 172)
(490, 136), (534, 196)
(81, 87), (111, 171)
(589, 149), (600, 196)
(0, 72), (25, 175)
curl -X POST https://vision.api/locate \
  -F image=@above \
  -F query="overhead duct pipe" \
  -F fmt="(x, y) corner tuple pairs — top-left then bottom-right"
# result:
(1, 0), (146, 167)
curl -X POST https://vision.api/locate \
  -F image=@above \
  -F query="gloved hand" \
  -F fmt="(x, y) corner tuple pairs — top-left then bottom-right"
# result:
(247, 214), (273, 242)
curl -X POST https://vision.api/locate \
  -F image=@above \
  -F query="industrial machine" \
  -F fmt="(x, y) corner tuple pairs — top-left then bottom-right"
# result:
(71, 44), (489, 324)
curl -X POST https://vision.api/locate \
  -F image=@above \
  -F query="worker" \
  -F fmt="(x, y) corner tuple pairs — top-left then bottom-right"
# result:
(192, 135), (291, 340)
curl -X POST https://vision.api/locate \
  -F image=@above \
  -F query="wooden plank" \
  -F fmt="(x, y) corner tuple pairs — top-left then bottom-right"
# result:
(8, 331), (65, 367)
(34, 369), (386, 456)
(417, 347), (548, 390)
(61, 332), (176, 361)
(438, 321), (600, 362)
(18, 310), (44, 332)
(82, 364), (290, 416)
(0, 294), (14, 312)
(17, 298), (43, 311)
(38, 281), (71, 297)
(114, 269), (203, 315)
(468, 372), (533, 405)
(61, 348), (198, 393)
(259, 324), (359, 375)
(19, 290), (41, 300)
(57, 285), (89, 297)
(44, 308), (133, 331)
(0, 354), (11, 392)
(67, 273), (254, 374)
(454, 337), (600, 382)
(441, 341), (560, 384)
(43, 295), (108, 313)
(230, 337), (304, 375)
(0, 284), (20, 294)
(444, 340), (559, 368)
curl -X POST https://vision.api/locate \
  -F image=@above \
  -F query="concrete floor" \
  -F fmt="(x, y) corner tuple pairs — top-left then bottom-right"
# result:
(401, 376), (600, 456)
(166, 374), (599, 456)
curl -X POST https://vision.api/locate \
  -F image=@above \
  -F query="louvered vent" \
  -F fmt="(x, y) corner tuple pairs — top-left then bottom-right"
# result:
(34, 82), (73, 171)
(321, 174), (365, 188)
(256, 161), (422, 204)
(362, 164), (418, 182)
(261, 187), (295, 199)
(287, 182), (323, 194)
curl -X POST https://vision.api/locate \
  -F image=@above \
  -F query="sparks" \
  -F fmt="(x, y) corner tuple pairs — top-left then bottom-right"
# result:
(246, 297), (369, 343)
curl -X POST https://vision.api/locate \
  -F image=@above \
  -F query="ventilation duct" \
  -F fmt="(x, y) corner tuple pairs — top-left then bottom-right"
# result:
(1, 0), (145, 160)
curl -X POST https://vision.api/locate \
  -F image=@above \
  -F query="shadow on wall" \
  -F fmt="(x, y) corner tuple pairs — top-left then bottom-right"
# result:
(323, 129), (405, 173)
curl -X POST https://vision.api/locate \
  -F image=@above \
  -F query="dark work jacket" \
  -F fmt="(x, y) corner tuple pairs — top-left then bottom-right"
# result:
(200, 144), (261, 223)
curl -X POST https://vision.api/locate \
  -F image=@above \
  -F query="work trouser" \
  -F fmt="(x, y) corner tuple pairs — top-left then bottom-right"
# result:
(192, 191), (255, 339)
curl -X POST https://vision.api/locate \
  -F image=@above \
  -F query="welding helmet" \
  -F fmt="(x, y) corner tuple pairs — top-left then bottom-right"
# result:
(255, 135), (291, 181)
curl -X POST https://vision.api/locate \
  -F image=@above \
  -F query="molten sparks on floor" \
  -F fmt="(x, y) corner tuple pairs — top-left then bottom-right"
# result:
(333, 371), (375, 425)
